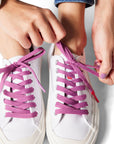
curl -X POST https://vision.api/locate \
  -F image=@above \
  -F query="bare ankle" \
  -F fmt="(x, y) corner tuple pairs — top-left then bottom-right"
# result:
(54, 34), (87, 56)
(54, 45), (62, 55)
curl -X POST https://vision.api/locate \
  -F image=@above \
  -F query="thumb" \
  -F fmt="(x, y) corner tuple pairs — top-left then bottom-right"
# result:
(99, 51), (112, 79)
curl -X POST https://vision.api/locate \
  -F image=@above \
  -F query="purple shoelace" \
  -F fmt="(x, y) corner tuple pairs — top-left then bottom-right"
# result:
(0, 47), (45, 118)
(55, 42), (99, 115)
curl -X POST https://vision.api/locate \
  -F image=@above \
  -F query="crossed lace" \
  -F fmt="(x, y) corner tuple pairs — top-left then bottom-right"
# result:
(55, 42), (99, 115)
(0, 47), (45, 118)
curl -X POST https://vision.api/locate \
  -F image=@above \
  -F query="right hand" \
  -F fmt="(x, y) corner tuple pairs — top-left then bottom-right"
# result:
(0, 0), (66, 49)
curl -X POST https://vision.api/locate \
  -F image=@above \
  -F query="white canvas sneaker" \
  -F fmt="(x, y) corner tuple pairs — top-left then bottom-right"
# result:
(0, 48), (45, 144)
(46, 42), (99, 144)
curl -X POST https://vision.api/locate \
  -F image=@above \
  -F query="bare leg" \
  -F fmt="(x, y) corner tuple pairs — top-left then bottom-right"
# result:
(54, 3), (86, 55)
(0, 27), (29, 59)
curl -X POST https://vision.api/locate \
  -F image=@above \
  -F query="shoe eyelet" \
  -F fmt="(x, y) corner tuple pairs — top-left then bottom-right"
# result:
(56, 60), (59, 65)
(56, 76), (59, 82)
(3, 98), (5, 102)
(56, 68), (58, 73)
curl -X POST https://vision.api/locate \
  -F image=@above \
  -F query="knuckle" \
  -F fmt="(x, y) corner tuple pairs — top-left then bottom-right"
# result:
(44, 9), (52, 16)
(33, 13), (41, 20)
(31, 11), (43, 22)
(32, 6), (39, 11)
(31, 7), (41, 17)
(23, 17), (34, 29)
(27, 22), (34, 30)
(45, 36), (55, 43)
(34, 14), (44, 26)
(23, 21), (33, 32)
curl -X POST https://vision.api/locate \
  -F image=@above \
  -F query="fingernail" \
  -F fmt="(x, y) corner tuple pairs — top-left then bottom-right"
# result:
(94, 61), (97, 65)
(100, 73), (107, 79)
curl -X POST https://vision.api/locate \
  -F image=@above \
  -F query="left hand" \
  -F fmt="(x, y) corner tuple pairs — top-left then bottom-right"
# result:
(92, 2), (114, 85)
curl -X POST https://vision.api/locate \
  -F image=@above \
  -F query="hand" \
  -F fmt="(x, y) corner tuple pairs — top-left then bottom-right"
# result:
(0, 0), (66, 49)
(92, 1), (114, 85)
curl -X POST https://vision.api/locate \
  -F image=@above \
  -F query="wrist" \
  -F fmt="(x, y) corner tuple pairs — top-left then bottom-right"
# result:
(93, 1), (113, 29)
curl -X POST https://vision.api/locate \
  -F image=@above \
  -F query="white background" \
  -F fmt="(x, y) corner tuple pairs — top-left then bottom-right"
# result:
(18, 0), (114, 143)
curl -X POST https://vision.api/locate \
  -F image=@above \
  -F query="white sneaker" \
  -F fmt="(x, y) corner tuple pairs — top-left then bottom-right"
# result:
(46, 42), (99, 144)
(0, 48), (45, 144)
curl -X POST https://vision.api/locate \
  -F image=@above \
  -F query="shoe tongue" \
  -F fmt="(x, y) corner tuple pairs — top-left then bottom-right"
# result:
(60, 53), (85, 64)
(9, 56), (23, 63)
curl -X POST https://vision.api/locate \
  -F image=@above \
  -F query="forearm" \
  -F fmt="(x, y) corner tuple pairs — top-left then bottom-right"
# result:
(95, 0), (114, 18)
(96, 0), (114, 6)
(92, 0), (114, 84)
(93, 0), (114, 32)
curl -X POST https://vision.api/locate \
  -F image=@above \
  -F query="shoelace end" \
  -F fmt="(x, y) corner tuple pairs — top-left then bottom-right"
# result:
(91, 90), (99, 103)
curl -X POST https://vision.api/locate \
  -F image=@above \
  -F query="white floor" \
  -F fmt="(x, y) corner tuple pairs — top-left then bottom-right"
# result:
(5, 0), (114, 144)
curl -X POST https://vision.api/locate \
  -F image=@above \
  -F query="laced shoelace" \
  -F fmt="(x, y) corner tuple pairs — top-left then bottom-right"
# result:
(55, 42), (99, 115)
(0, 47), (45, 118)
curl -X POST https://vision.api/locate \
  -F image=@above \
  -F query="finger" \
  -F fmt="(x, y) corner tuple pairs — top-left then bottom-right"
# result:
(35, 18), (56, 43)
(47, 13), (66, 42)
(28, 25), (43, 47)
(99, 50), (112, 79)
(94, 60), (101, 72)
(99, 70), (114, 85)
(17, 34), (31, 49)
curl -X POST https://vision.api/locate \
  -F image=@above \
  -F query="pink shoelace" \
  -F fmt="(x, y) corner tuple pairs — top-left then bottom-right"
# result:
(0, 47), (45, 118)
(55, 42), (99, 115)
